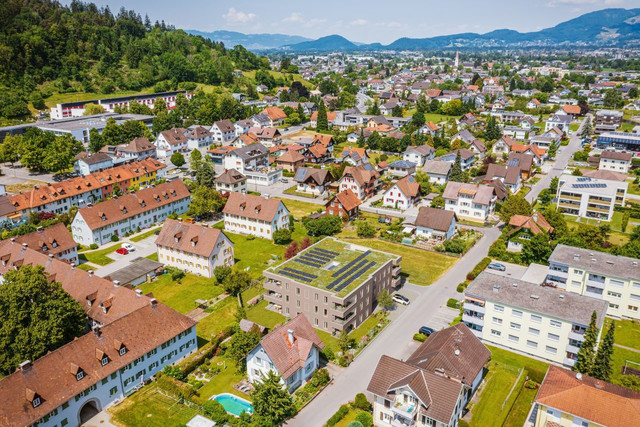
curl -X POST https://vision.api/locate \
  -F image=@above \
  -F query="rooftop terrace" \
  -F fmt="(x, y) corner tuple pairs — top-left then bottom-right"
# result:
(269, 237), (398, 297)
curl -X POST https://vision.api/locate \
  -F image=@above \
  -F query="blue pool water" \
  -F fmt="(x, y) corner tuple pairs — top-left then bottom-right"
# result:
(213, 393), (254, 416)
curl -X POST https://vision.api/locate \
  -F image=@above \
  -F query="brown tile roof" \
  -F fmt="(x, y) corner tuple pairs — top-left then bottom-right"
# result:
(312, 134), (334, 147)
(600, 150), (634, 162)
(9, 158), (165, 211)
(277, 150), (305, 164)
(222, 192), (288, 222)
(74, 151), (112, 165)
(414, 207), (456, 232)
(155, 219), (231, 258)
(120, 137), (155, 153)
(76, 180), (190, 231)
(0, 195), (16, 218)
(406, 324), (490, 387)
(294, 167), (332, 186)
(485, 164), (520, 186)
(536, 365), (640, 427)
(393, 175), (421, 198)
(422, 159), (452, 175)
(507, 152), (534, 173)
(187, 126), (212, 139)
(310, 111), (338, 122)
(508, 213), (554, 235)
(443, 182), (494, 206)
(212, 119), (235, 133)
(329, 189), (361, 212)
(423, 121), (439, 131)
(261, 106), (287, 121)
(561, 105), (581, 115)
(160, 128), (188, 145)
(307, 144), (328, 159)
(13, 223), (77, 259)
(215, 168), (246, 185)
(341, 164), (380, 187)
(498, 135), (518, 148)
(581, 169), (628, 182)
(248, 127), (281, 140)
(259, 314), (324, 380)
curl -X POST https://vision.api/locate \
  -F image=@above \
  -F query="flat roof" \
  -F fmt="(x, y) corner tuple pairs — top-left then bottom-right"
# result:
(465, 271), (608, 327)
(549, 244), (640, 282)
(105, 258), (164, 285)
(268, 237), (398, 297)
(38, 114), (153, 132)
(558, 174), (628, 197)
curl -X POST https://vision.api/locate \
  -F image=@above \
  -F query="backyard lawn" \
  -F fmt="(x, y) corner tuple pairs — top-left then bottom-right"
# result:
(601, 318), (640, 388)
(246, 299), (286, 329)
(197, 355), (247, 400)
(224, 231), (287, 278)
(627, 178), (640, 196)
(278, 198), (323, 219)
(139, 273), (224, 314)
(130, 227), (161, 242)
(78, 242), (121, 265)
(109, 384), (199, 427)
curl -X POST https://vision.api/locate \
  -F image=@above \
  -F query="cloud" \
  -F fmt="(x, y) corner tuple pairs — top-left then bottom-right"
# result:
(282, 12), (326, 28)
(222, 8), (256, 25)
(351, 19), (368, 26)
(547, 0), (622, 6)
(283, 12), (304, 23)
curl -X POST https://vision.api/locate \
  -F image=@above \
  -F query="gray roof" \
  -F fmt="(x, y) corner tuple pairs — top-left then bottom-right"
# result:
(465, 271), (608, 327)
(443, 182), (494, 205)
(422, 159), (452, 176)
(105, 258), (164, 286)
(548, 244), (640, 282)
(230, 143), (269, 160)
(405, 144), (434, 156)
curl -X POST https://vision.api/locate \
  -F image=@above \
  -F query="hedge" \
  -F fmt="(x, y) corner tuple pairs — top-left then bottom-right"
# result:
(467, 257), (491, 280)
(179, 335), (222, 377)
(156, 375), (198, 402)
(326, 404), (350, 427)
(446, 298), (459, 309)
(525, 365), (547, 384)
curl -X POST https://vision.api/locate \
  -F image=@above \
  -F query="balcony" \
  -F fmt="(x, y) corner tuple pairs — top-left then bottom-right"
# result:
(559, 202), (580, 209)
(334, 312), (355, 324)
(548, 267), (568, 279)
(586, 278), (605, 289)
(563, 358), (576, 367)
(464, 302), (485, 314)
(463, 313), (484, 326)
(392, 398), (418, 420)
(587, 206), (610, 214)
(333, 302), (353, 312)
(584, 289), (603, 299)
(559, 194), (581, 201)
(391, 416), (415, 427)
(566, 344), (580, 354)
(266, 291), (282, 300)
(568, 331), (585, 342)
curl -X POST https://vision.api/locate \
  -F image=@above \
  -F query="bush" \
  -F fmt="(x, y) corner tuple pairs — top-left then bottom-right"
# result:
(355, 411), (373, 427)
(202, 400), (229, 424)
(413, 333), (427, 342)
(89, 243), (98, 249)
(356, 221), (376, 238)
(213, 265), (232, 284)
(353, 393), (372, 412)
(167, 266), (185, 283)
(162, 365), (185, 381)
(110, 234), (119, 242)
(446, 298), (459, 309)
(326, 404), (350, 427)
(458, 420), (470, 427)
(311, 368), (331, 388)
(443, 238), (466, 254)
(347, 422), (364, 427)
(273, 228), (292, 244)
(467, 257), (491, 280)
(303, 215), (342, 237)
(525, 365), (547, 384)
(320, 347), (335, 361)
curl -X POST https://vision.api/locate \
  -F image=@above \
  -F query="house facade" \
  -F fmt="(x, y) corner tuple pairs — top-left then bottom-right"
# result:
(325, 189), (361, 220)
(14, 222), (79, 265)
(214, 169), (247, 195)
(155, 128), (188, 157)
(403, 145), (435, 167)
(338, 163), (381, 201)
(382, 175), (421, 210)
(598, 150), (633, 173)
(555, 175), (627, 222)
(422, 160), (451, 184)
(443, 182), (496, 222)
(294, 167), (333, 196)
(414, 207), (457, 241)
(222, 193), (289, 240)
(210, 119), (236, 144)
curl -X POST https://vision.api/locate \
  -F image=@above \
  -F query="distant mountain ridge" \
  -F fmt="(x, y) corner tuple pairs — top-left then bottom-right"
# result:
(185, 30), (312, 50)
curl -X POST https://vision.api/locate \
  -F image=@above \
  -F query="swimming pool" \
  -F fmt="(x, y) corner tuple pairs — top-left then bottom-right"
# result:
(212, 393), (254, 417)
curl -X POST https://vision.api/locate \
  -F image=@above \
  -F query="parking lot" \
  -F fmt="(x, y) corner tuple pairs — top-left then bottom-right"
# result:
(486, 260), (529, 280)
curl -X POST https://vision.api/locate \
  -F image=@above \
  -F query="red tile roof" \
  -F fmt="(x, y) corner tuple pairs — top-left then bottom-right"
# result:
(13, 223), (77, 260)
(222, 192), (287, 222)
(328, 189), (361, 212)
(155, 219), (231, 257)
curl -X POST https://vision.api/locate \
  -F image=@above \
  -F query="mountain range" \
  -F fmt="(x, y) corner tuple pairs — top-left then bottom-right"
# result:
(188, 8), (640, 51)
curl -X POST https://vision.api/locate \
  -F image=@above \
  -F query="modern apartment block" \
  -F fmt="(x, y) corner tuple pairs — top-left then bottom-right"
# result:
(463, 272), (607, 368)
(555, 174), (627, 221)
(547, 245), (640, 320)
(263, 238), (401, 334)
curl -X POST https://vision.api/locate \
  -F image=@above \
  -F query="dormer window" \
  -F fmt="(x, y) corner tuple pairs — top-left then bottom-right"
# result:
(42, 245), (48, 251)
(76, 371), (84, 381)
(101, 356), (109, 366)
(52, 241), (58, 248)
(122, 207), (127, 214)
(32, 397), (41, 408)
(119, 347), (127, 356)
(101, 215), (106, 221)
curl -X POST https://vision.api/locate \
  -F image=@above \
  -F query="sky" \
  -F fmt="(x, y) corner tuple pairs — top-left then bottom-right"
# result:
(65, 0), (637, 44)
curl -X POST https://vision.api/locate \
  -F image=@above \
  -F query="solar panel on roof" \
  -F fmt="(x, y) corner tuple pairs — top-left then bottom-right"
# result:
(313, 248), (339, 256)
(331, 251), (371, 277)
(294, 168), (308, 181)
(408, 176), (415, 182)
(298, 256), (323, 265)
(296, 259), (323, 268)
(362, 163), (373, 171)
(279, 270), (312, 283)
(327, 258), (369, 290)
(283, 267), (317, 279)
(334, 261), (376, 293)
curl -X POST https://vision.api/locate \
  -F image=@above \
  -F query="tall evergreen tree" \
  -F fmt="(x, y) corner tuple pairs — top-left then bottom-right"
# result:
(251, 371), (297, 425)
(592, 320), (615, 381)
(449, 152), (463, 182)
(317, 101), (328, 131)
(575, 311), (600, 375)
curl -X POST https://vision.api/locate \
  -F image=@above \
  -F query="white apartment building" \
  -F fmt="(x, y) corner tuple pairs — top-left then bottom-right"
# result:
(464, 272), (607, 368)
(598, 150), (633, 173)
(155, 219), (234, 278)
(547, 245), (640, 321)
(222, 143), (283, 187)
(556, 175), (627, 222)
(71, 181), (190, 246)
(222, 193), (290, 240)
(210, 119), (236, 144)
(214, 169), (247, 195)
(443, 182), (496, 222)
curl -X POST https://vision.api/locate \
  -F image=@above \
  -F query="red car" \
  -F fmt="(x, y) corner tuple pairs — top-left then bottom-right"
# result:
(115, 248), (129, 255)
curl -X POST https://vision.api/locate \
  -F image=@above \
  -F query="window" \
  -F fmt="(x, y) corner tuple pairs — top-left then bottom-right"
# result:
(571, 280), (581, 287)
(527, 340), (537, 348)
(508, 334), (519, 343)
(512, 309), (522, 318)
(119, 347), (127, 356)
(609, 303), (620, 310)
(102, 378), (108, 385)
(629, 305), (639, 312)
(492, 317), (503, 325)
(548, 333), (559, 342)
(491, 329), (501, 337)
(32, 397), (41, 408)
(607, 291), (622, 298)
(494, 305), (504, 313)
(573, 269), (583, 275)
(510, 322), (521, 330)
(62, 402), (69, 410)
(550, 320), (561, 328)
(76, 371), (84, 381)
(545, 346), (557, 354)
(529, 327), (540, 336)
(531, 314), (542, 323)
(102, 356), (109, 366)
(110, 386), (118, 396)
(61, 419), (68, 427)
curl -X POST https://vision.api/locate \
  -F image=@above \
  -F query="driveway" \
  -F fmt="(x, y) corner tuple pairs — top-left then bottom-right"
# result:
(287, 226), (503, 426)
(94, 234), (159, 278)
(486, 260), (529, 281)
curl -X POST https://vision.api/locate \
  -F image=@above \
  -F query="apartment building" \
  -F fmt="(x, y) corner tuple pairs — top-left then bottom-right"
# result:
(463, 272), (607, 368)
(71, 180), (191, 246)
(598, 150), (633, 173)
(210, 119), (236, 144)
(555, 174), (627, 222)
(0, 241), (197, 427)
(338, 163), (381, 201)
(594, 109), (623, 134)
(222, 193), (289, 240)
(214, 168), (247, 195)
(155, 127), (189, 157)
(443, 182), (496, 222)
(547, 245), (640, 320)
(263, 238), (401, 334)
(155, 220), (234, 278)
(14, 222), (79, 265)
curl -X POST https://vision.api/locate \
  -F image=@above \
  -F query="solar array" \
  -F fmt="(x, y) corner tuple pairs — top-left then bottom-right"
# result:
(279, 270), (313, 283)
(333, 261), (377, 293)
(294, 247), (339, 269)
(577, 177), (592, 182)
(571, 183), (607, 189)
(282, 267), (317, 280)
(327, 257), (371, 290)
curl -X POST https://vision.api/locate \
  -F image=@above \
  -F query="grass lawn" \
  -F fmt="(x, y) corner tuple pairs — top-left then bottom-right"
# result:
(344, 238), (458, 286)
(404, 111), (458, 124)
(503, 386), (539, 427)
(564, 214), (630, 245)
(225, 231), (287, 278)
(516, 186), (531, 198)
(131, 227), (160, 242)
(245, 299), (286, 329)
(139, 273), (224, 314)
(197, 355), (247, 400)
(627, 178), (640, 196)
(335, 408), (358, 427)
(146, 252), (159, 261)
(604, 318), (640, 350)
(278, 198), (323, 219)
(610, 210), (637, 234)
(242, 70), (313, 88)
(316, 312), (388, 355)
(76, 263), (93, 271)
(570, 123), (580, 132)
(109, 384), (199, 427)
(78, 242), (121, 266)
(610, 345), (640, 387)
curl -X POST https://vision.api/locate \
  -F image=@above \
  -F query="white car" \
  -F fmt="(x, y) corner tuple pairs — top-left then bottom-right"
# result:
(121, 243), (135, 252)
(392, 294), (410, 305)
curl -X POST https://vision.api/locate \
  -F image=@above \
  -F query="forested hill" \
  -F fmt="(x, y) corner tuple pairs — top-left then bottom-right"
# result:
(0, 0), (269, 121)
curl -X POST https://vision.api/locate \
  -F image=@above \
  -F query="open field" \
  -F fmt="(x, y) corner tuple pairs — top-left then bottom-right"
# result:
(139, 273), (224, 314)
(278, 198), (323, 219)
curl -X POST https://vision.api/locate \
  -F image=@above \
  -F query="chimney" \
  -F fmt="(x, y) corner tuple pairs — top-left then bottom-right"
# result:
(10, 238), (15, 243)
(287, 329), (295, 345)
(22, 243), (27, 248)
(20, 360), (32, 373)
(48, 254), (54, 259)
(135, 289), (142, 297)
(113, 280), (120, 288)
(93, 326), (102, 338)
(37, 226), (43, 233)
(88, 270), (94, 276)
(150, 298), (158, 308)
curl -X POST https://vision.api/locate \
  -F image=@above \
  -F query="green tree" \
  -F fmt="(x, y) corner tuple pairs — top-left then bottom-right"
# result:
(580, 118), (593, 140)
(0, 265), (87, 374)
(430, 196), (445, 208)
(592, 320), (615, 381)
(251, 371), (296, 425)
(391, 105), (403, 117)
(88, 128), (104, 153)
(303, 215), (342, 237)
(43, 134), (83, 174)
(188, 186), (225, 217)
(273, 228), (292, 244)
(499, 196), (532, 223)
(0, 134), (21, 166)
(411, 110), (425, 127)
(170, 152), (185, 167)
(100, 118), (123, 145)
(317, 101), (328, 131)
(377, 289), (395, 311)
(83, 103), (105, 116)
(190, 149), (202, 171)
(196, 161), (216, 188)
(152, 111), (171, 135)
(449, 152), (463, 182)
(223, 270), (252, 297)
(154, 98), (167, 115)
(356, 221), (376, 238)
(575, 311), (599, 375)
(213, 265), (233, 284)
(338, 330), (354, 354)
(603, 89), (623, 109)
(522, 232), (552, 264)
(228, 327), (261, 371)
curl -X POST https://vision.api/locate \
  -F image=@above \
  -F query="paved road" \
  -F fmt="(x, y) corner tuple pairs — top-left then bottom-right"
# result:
(288, 226), (503, 426)
(0, 164), (56, 186)
(356, 92), (372, 112)
(93, 234), (159, 278)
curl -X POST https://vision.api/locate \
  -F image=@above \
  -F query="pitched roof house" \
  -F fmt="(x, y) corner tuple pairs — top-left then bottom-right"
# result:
(214, 168), (247, 195)
(338, 163), (381, 201)
(14, 222), (78, 265)
(275, 149), (305, 172)
(414, 207), (457, 241)
(222, 193), (290, 240)
(260, 106), (287, 127)
(382, 175), (421, 210)
(294, 167), (333, 196)
(404, 145), (435, 166)
(325, 189), (361, 220)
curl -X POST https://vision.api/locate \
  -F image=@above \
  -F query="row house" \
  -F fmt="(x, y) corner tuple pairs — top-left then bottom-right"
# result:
(14, 222), (79, 265)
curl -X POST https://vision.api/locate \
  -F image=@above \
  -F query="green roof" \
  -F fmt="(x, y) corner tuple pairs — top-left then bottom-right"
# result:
(269, 237), (397, 297)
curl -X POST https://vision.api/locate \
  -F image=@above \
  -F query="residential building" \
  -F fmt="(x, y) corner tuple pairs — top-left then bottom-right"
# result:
(214, 168), (247, 195)
(533, 365), (640, 427)
(263, 238), (401, 333)
(207, 145), (236, 165)
(547, 245), (640, 320)
(71, 180), (191, 246)
(260, 106), (287, 127)
(443, 182), (496, 222)
(598, 150), (633, 173)
(14, 222), (79, 265)
(418, 121), (440, 137)
(560, 105), (581, 119)
(502, 126), (528, 141)
(9, 158), (164, 219)
(507, 152), (534, 179)
(596, 131), (640, 150)
(468, 139), (487, 158)
(210, 120), (236, 144)
(492, 135), (516, 156)
(234, 119), (254, 136)
(440, 149), (476, 171)
(414, 207), (457, 241)
(484, 164), (521, 194)
(74, 152), (113, 176)
(246, 314), (324, 392)
(387, 160), (417, 177)
(382, 175), (421, 210)
(545, 114), (572, 133)
(222, 143), (282, 186)
(463, 272), (607, 367)
(325, 190), (361, 220)
(367, 324), (490, 427)
(294, 168), (333, 196)
(422, 160), (452, 184)
(556, 175), (627, 222)
(275, 150), (305, 172)
(403, 145), (435, 167)
(595, 109), (623, 132)
(155, 219), (234, 278)
(0, 241), (197, 427)
(338, 163), (381, 201)
(155, 128), (188, 157)
(186, 126), (213, 149)
(112, 137), (157, 161)
(506, 213), (554, 252)
(222, 193), (289, 240)
(339, 147), (368, 166)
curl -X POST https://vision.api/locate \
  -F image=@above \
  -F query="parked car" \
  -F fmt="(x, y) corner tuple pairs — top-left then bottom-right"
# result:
(121, 243), (135, 252)
(392, 294), (410, 305)
(115, 248), (129, 255)
(488, 262), (506, 271)
(280, 178), (289, 183)
(184, 217), (196, 224)
(419, 326), (435, 337)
